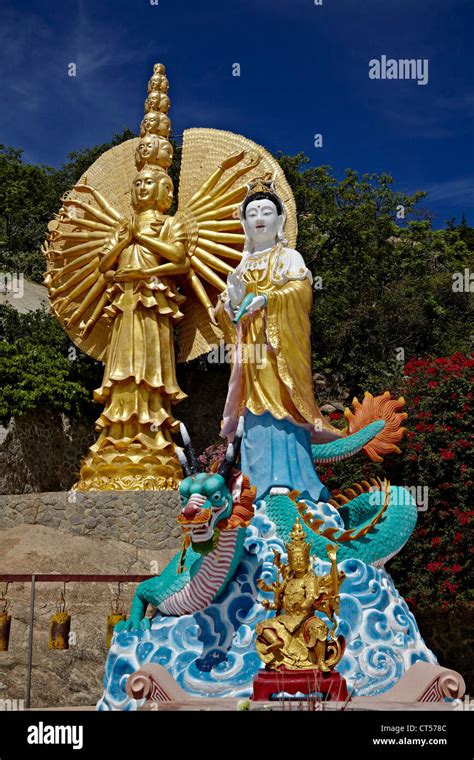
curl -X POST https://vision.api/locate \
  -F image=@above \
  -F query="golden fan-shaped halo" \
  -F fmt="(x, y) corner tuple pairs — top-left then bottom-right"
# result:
(178, 128), (297, 246)
(176, 128), (297, 362)
(44, 130), (298, 363)
(44, 138), (140, 361)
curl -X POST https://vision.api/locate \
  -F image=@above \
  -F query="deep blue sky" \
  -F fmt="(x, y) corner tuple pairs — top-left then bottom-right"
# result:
(1, 0), (473, 227)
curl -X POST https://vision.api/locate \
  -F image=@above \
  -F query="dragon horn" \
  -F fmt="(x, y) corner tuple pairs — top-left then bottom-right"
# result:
(217, 442), (235, 482)
(179, 423), (200, 475)
(175, 446), (192, 478)
(217, 416), (245, 481)
(231, 415), (245, 462)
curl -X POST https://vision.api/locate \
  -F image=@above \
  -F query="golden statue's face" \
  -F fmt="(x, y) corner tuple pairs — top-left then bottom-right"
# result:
(131, 170), (173, 211)
(145, 93), (161, 111)
(288, 549), (309, 574)
(132, 172), (158, 209)
(140, 112), (171, 138)
(135, 137), (173, 170)
(136, 135), (158, 161)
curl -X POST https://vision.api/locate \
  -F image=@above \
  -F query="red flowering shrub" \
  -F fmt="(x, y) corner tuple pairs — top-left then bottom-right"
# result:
(197, 441), (226, 471)
(318, 353), (473, 608)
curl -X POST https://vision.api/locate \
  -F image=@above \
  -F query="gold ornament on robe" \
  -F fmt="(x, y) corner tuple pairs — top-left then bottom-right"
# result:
(42, 63), (297, 491)
(255, 519), (346, 671)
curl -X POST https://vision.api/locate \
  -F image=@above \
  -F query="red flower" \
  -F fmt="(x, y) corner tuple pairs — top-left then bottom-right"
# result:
(329, 412), (342, 421)
(451, 564), (462, 574)
(428, 381), (438, 388)
(427, 561), (444, 573)
(440, 449), (455, 461)
(443, 581), (458, 594)
(454, 532), (463, 544)
(431, 537), (442, 547)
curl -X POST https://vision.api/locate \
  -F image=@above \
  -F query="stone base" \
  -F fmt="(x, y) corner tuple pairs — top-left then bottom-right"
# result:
(252, 667), (349, 701)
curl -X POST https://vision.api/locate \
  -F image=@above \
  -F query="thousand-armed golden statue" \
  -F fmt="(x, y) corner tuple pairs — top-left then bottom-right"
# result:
(43, 63), (297, 491)
(256, 519), (346, 671)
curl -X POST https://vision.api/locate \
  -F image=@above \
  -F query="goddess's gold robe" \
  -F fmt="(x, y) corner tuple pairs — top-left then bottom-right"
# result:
(220, 245), (339, 443)
(91, 214), (187, 456)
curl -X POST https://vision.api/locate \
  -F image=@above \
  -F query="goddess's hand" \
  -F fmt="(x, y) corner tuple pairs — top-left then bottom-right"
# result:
(227, 271), (246, 308)
(114, 268), (145, 281)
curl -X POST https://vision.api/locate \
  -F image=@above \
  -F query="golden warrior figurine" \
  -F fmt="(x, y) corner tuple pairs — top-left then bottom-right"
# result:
(255, 518), (345, 671)
(43, 64), (298, 491)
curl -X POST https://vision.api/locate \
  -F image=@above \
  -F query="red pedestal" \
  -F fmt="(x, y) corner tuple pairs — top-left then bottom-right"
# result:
(252, 668), (349, 702)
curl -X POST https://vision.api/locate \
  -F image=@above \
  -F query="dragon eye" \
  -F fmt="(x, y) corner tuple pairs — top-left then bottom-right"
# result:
(212, 492), (222, 502)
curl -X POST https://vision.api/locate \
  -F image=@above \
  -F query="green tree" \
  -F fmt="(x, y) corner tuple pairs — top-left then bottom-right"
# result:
(0, 129), (136, 282)
(277, 155), (473, 396)
(0, 304), (101, 424)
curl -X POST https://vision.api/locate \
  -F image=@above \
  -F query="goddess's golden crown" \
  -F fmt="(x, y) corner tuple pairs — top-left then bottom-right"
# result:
(245, 173), (275, 198)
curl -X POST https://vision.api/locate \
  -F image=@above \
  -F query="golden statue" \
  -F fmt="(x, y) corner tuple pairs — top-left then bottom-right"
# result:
(42, 64), (298, 491)
(255, 519), (345, 671)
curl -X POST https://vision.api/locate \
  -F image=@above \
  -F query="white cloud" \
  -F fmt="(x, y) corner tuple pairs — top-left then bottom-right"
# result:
(424, 177), (474, 203)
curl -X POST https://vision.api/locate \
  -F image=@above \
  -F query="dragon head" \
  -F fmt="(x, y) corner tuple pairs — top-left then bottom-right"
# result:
(177, 471), (233, 543)
(175, 417), (254, 550)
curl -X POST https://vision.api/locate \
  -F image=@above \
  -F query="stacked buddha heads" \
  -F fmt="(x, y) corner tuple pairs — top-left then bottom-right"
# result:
(134, 63), (174, 210)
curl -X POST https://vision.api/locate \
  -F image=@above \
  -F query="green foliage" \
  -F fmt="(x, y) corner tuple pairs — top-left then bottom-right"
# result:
(318, 353), (473, 608)
(277, 154), (473, 397)
(0, 130), (135, 282)
(0, 304), (101, 423)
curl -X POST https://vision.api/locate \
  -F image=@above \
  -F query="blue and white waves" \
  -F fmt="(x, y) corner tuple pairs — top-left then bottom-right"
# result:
(97, 501), (436, 710)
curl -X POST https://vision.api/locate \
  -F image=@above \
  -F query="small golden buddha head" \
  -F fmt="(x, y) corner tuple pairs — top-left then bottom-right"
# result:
(135, 135), (173, 171)
(145, 92), (170, 114)
(148, 74), (169, 94)
(140, 111), (171, 138)
(286, 519), (311, 574)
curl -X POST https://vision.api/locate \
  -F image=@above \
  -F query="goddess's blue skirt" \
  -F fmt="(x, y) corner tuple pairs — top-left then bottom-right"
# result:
(240, 411), (331, 503)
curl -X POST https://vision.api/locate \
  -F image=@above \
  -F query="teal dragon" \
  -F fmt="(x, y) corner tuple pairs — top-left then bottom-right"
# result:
(116, 391), (416, 631)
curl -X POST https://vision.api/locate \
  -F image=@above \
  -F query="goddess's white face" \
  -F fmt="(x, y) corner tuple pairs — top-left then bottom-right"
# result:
(244, 199), (281, 247)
